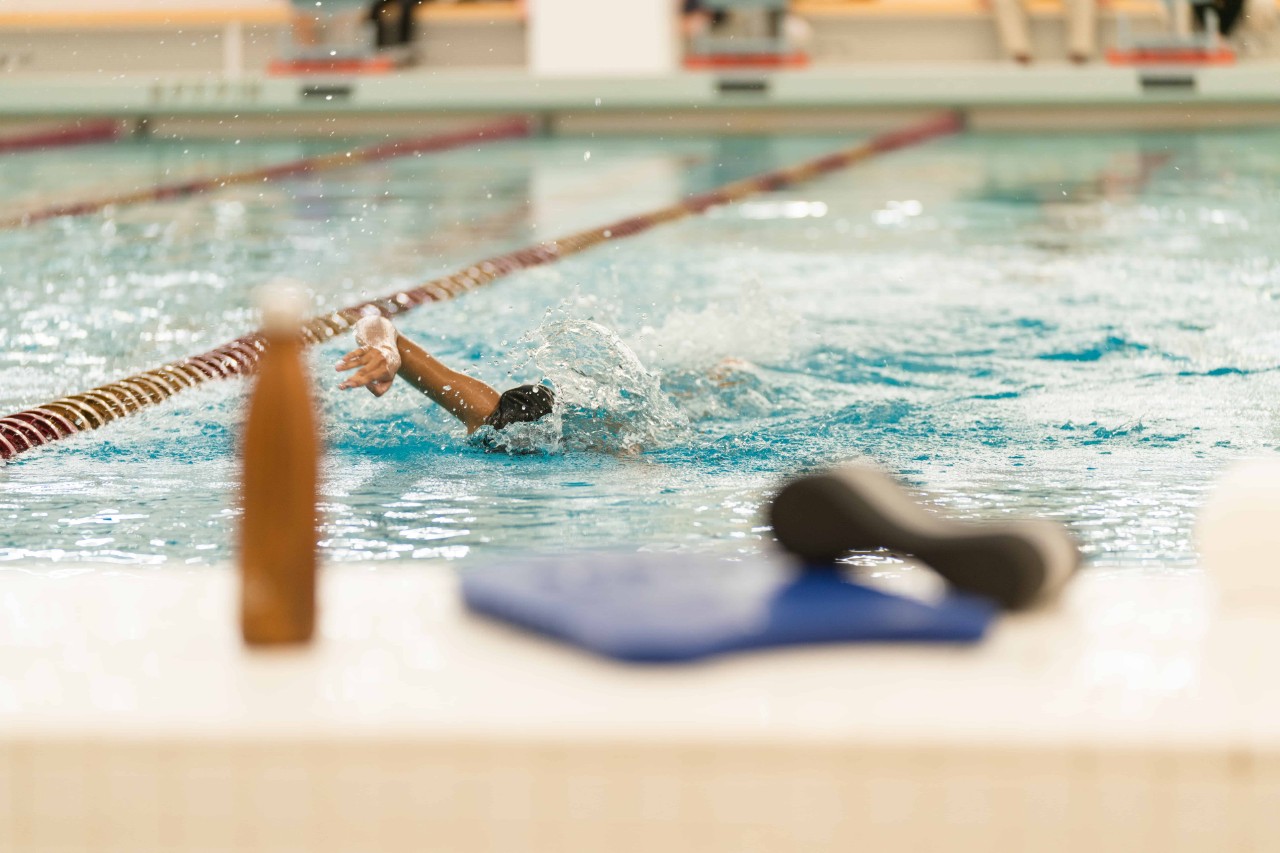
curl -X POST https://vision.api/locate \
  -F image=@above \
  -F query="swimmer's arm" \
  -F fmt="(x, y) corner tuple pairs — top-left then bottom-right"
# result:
(337, 316), (500, 432)
(393, 334), (500, 434)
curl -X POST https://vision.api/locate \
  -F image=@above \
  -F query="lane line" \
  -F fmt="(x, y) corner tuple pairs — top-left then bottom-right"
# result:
(0, 116), (532, 230)
(0, 119), (121, 154)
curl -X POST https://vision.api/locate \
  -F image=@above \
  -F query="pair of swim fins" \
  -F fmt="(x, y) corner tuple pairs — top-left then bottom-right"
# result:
(769, 465), (1081, 611)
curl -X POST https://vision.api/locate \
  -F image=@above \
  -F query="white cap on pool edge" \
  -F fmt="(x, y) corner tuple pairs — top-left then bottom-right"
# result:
(1197, 458), (1280, 608)
(256, 280), (310, 332)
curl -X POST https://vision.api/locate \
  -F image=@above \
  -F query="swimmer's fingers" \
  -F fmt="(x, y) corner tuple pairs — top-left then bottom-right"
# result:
(335, 347), (371, 372)
(338, 350), (397, 393)
(338, 363), (381, 391)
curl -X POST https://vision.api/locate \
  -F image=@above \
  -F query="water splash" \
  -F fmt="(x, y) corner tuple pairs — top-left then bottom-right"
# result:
(662, 358), (781, 422)
(631, 280), (802, 371)
(477, 317), (689, 455)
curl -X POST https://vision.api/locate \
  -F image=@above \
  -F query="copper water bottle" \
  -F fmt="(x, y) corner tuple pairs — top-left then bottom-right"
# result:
(238, 284), (319, 646)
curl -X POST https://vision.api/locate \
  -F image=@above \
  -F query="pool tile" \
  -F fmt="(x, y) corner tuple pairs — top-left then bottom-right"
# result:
(314, 744), (396, 851)
(241, 743), (321, 853)
(92, 742), (166, 847)
(17, 740), (94, 851)
(162, 742), (241, 850)
(0, 741), (13, 851)
(1075, 750), (1158, 853)
(1164, 751), (1242, 853)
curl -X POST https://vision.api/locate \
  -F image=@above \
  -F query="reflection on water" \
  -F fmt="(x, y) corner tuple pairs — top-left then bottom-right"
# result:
(2, 129), (1280, 569)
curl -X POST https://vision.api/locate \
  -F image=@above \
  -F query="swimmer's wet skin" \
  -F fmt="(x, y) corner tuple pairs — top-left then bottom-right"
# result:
(770, 466), (1081, 610)
(336, 316), (553, 435)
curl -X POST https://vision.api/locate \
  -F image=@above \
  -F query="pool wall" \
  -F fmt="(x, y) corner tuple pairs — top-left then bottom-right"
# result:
(3, 64), (1280, 135)
(1, 563), (1274, 853)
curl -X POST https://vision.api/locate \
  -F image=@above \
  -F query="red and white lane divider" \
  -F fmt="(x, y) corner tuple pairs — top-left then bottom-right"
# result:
(0, 119), (122, 155)
(0, 116), (533, 230)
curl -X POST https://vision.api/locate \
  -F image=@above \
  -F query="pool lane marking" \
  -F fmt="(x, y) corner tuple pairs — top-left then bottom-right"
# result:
(0, 116), (533, 230)
(0, 119), (122, 154)
(0, 111), (963, 463)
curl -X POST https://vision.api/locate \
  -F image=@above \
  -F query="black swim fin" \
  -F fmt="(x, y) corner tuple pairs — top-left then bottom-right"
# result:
(769, 466), (1080, 610)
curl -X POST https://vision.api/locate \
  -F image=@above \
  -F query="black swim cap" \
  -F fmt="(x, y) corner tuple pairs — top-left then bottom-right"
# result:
(485, 384), (555, 430)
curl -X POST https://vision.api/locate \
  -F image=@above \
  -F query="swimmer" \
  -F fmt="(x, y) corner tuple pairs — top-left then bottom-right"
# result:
(334, 315), (553, 435)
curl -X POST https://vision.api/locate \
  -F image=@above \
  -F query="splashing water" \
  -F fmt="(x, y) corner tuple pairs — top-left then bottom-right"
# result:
(628, 280), (806, 422)
(475, 317), (689, 454)
(633, 281), (804, 372)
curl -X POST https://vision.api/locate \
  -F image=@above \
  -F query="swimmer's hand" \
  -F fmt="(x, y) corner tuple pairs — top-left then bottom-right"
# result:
(336, 316), (401, 396)
(336, 345), (399, 396)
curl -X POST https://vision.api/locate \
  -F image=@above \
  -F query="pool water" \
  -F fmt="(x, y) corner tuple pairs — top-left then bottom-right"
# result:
(1, 128), (1278, 569)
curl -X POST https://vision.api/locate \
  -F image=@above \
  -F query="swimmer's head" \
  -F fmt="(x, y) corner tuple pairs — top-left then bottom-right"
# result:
(485, 384), (555, 430)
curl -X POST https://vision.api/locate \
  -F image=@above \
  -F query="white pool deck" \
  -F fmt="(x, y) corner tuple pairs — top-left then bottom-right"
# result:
(2, 560), (1277, 852)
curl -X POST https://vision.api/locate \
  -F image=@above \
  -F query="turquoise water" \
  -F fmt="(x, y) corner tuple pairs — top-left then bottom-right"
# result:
(1, 129), (1278, 568)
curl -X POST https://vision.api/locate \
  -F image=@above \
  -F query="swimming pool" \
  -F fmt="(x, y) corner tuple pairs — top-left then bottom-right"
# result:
(1, 127), (1277, 569)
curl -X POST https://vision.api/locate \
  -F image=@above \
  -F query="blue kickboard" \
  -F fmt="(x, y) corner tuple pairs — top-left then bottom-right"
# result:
(460, 553), (997, 663)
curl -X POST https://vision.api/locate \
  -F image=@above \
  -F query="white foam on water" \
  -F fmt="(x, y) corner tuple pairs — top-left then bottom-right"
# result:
(476, 317), (689, 455)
